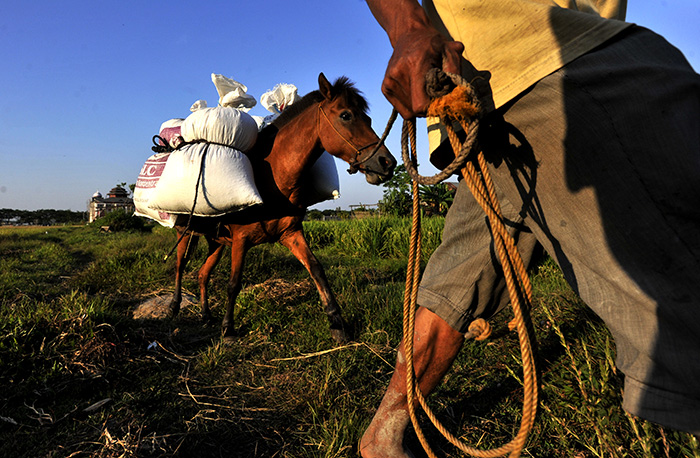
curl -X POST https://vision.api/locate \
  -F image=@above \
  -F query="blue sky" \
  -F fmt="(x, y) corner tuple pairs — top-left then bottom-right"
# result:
(1, 1), (698, 212)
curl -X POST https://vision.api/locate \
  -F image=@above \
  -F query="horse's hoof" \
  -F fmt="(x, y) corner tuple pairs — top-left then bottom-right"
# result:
(222, 335), (237, 345)
(330, 327), (350, 345)
(201, 311), (215, 325)
(221, 325), (239, 341)
(167, 302), (180, 319)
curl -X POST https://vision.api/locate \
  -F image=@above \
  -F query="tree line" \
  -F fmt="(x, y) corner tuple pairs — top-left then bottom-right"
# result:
(377, 164), (456, 217)
(0, 170), (453, 226)
(0, 208), (88, 226)
(306, 164), (456, 220)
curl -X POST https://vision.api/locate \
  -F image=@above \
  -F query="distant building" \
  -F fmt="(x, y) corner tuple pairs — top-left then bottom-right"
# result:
(88, 186), (134, 223)
(349, 203), (380, 219)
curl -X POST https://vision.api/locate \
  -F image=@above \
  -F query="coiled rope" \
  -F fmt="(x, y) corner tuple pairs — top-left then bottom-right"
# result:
(399, 70), (538, 458)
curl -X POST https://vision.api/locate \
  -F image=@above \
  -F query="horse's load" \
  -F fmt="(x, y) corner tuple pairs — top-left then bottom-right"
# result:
(147, 142), (263, 216)
(211, 73), (257, 111)
(134, 116), (261, 221)
(180, 106), (258, 151)
(157, 118), (185, 149)
(133, 118), (186, 227)
(261, 83), (301, 115)
(134, 74), (343, 226)
(133, 152), (179, 227)
(306, 151), (340, 204)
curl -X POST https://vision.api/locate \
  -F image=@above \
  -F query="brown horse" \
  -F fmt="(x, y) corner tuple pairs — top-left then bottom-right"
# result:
(167, 73), (396, 343)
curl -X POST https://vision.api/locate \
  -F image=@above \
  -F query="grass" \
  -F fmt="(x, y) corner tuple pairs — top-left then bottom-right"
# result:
(0, 220), (698, 457)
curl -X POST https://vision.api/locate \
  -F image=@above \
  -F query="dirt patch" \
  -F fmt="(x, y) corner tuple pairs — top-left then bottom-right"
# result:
(132, 293), (197, 320)
(242, 278), (313, 303)
(132, 279), (311, 320)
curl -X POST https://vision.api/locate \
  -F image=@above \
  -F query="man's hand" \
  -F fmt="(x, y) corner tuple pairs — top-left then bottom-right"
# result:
(366, 0), (464, 118)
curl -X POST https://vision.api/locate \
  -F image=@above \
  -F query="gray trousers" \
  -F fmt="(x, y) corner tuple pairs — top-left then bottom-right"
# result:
(418, 26), (700, 434)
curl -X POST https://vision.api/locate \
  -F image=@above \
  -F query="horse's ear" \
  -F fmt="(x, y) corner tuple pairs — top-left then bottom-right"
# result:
(318, 73), (333, 100)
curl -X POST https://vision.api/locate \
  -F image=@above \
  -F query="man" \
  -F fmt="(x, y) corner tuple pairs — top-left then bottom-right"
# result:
(360, 0), (700, 456)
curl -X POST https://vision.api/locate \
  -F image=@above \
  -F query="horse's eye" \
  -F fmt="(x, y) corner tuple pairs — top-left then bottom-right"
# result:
(340, 111), (353, 122)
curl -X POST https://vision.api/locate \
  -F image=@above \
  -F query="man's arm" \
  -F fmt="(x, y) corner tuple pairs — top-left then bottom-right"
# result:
(365, 0), (464, 118)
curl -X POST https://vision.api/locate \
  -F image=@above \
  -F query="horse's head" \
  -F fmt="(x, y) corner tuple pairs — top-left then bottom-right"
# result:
(316, 73), (396, 185)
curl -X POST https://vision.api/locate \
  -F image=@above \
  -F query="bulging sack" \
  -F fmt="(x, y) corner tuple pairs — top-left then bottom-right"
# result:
(305, 152), (340, 205)
(148, 142), (263, 217)
(133, 152), (178, 227)
(211, 74), (257, 111)
(180, 106), (258, 152)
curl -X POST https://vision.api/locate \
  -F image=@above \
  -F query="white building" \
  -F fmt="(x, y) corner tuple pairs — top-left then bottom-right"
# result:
(88, 186), (134, 223)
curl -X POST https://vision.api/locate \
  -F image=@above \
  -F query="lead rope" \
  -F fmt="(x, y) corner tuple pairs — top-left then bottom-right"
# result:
(400, 70), (537, 458)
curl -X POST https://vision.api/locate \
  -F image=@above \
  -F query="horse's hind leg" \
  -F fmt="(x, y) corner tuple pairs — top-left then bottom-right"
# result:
(198, 237), (225, 323)
(169, 230), (199, 318)
(280, 230), (350, 344)
(222, 237), (249, 341)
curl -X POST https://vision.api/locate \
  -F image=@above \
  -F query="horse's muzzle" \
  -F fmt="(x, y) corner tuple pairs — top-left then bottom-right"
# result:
(359, 146), (396, 185)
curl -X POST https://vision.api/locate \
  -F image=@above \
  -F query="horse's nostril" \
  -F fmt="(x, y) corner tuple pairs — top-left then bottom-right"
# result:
(379, 154), (397, 171)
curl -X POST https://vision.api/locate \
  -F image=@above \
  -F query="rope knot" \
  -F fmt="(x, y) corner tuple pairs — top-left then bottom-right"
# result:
(427, 84), (481, 124)
(425, 68), (482, 124)
(465, 318), (492, 341)
(151, 135), (174, 153)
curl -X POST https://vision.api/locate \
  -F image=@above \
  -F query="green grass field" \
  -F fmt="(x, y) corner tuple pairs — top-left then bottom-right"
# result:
(0, 220), (697, 457)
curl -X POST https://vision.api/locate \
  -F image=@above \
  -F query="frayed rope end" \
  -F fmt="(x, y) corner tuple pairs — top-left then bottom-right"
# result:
(427, 85), (480, 123)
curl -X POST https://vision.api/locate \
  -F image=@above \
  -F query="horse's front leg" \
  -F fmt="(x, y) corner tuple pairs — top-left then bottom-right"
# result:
(222, 237), (248, 341)
(280, 230), (350, 344)
(169, 230), (199, 318)
(198, 237), (225, 323)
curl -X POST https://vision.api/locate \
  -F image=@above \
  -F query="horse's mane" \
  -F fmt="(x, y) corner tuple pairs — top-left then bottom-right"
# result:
(263, 77), (369, 131)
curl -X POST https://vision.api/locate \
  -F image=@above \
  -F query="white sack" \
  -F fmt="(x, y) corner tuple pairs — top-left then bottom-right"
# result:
(211, 74), (256, 111)
(255, 83), (299, 129)
(180, 106), (258, 152)
(260, 83), (300, 114)
(133, 152), (178, 227)
(148, 142), (263, 217)
(305, 152), (340, 205)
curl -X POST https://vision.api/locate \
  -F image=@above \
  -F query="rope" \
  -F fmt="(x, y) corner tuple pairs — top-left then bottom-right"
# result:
(354, 108), (399, 174)
(151, 135), (173, 153)
(400, 70), (538, 458)
(401, 69), (482, 187)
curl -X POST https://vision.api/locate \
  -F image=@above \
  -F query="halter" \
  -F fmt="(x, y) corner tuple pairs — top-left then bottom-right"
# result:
(318, 103), (380, 174)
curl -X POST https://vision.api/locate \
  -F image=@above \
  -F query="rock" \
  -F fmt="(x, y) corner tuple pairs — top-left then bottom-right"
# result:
(132, 293), (197, 320)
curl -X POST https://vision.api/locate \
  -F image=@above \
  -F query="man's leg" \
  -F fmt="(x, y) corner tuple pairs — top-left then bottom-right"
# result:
(359, 307), (464, 458)
(359, 166), (542, 457)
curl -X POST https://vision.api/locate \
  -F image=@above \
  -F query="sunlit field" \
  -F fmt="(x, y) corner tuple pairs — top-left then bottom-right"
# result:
(1, 220), (697, 457)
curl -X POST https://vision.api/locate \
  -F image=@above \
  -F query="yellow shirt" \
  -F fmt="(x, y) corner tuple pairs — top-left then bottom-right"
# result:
(424, 0), (631, 161)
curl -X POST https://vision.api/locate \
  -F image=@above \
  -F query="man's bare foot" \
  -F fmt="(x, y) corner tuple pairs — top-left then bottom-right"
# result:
(359, 391), (411, 458)
(360, 308), (464, 457)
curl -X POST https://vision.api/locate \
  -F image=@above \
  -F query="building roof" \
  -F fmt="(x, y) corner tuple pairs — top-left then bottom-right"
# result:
(107, 186), (129, 198)
(91, 186), (133, 205)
